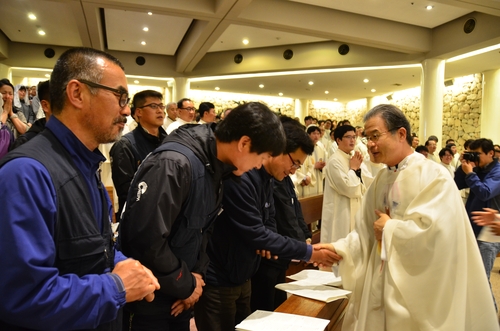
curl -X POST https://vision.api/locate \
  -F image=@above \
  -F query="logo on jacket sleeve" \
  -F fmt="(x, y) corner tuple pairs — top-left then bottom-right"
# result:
(136, 181), (148, 201)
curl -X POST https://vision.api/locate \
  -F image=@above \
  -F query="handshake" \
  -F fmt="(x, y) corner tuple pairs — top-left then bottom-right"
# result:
(256, 243), (342, 268)
(309, 243), (342, 268)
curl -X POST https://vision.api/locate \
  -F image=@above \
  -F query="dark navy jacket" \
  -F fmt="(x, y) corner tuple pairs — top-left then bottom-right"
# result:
(206, 167), (312, 287)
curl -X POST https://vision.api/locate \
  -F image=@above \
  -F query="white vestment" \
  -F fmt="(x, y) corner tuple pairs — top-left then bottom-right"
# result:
(294, 143), (327, 197)
(321, 149), (372, 243)
(166, 118), (190, 134)
(334, 152), (498, 331)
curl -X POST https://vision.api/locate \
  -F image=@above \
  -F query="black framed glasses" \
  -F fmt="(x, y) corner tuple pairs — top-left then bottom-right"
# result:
(179, 107), (196, 112)
(288, 153), (301, 169)
(77, 79), (130, 108)
(137, 103), (166, 111)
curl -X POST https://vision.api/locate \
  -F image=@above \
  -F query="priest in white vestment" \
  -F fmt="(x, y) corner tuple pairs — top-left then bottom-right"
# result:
(317, 104), (498, 331)
(321, 125), (372, 244)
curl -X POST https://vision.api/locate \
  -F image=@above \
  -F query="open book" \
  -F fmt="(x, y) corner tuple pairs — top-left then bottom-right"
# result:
(287, 269), (342, 287)
(275, 280), (350, 303)
(235, 310), (330, 331)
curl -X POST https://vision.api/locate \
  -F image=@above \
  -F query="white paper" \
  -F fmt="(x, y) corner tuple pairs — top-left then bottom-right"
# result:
(287, 269), (342, 287)
(477, 225), (500, 243)
(275, 279), (350, 303)
(235, 310), (330, 331)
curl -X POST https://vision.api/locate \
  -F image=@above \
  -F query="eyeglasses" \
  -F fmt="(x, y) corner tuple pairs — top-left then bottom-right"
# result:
(179, 107), (196, 112)
(342, 135), (356, 140)
(137, 103), (166, 111)
(77, 79), (130, 108)
(288, 153), (301, 169)
(495, 150), (500, 153)
(364, 128), (397, 143)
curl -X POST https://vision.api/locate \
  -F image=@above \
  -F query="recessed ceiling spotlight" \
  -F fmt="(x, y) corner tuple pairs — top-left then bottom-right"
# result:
(147, 12), (153, 15)
(308, 81), (314, 85)
(38, 30), (46, 36)
(259, 84), (264, 88)
(371, 89), (376, 92)
(278, 92), (283, 96)
(141, 41), (146, 45)
(325, 91), (329, 94)
(242, 39), (249, 45)
(426, 5), (433, 10)
(44, 74), (50, 78)
(134, 80), (139, 84)
(143, 27), (149, 32)
(363, 79), (369, 83)
(28, 13), (37, 20)
(333, 98), (338, 101)
(215, 87), (220, 91)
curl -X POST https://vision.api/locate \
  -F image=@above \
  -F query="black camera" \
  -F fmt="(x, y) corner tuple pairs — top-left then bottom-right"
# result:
(463, 151), (480, 163)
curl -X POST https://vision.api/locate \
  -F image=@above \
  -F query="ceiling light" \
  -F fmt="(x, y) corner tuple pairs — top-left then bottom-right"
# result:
(147, 12), (153, 15)
(426, 5), (433, 10)
(371, 89), (376, 92)
(278, 92), (283, 96)
(38, 30), (46, 36)
(447, 43), (500, 62)
(363, 79), (369, 83)
(325, 91), (329, 94)
(334, 98), (338, 101)
(215, 87), (220, 90)
(44, 74), (50, 78)
(259, 84), (264, 88)
(28, 13), (37, 20)
(242, 39), (249, 45)
(141, 41), (146, 45)
(143, 27), (149, 32)
(308, 81), (314, 85)
(134, 80), (139, 84)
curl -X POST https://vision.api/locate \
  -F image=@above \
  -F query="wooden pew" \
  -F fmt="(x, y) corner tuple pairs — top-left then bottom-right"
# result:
(286, 194), (324, 277)
(275, 295), (348, 331)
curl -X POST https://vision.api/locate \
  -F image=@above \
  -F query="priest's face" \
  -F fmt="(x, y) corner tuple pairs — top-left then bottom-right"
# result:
(364, 115), (407, 167)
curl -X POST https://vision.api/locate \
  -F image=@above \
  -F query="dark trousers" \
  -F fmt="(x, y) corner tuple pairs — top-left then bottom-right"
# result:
(122, 308), (191, 331)
(194, 281), (251, 331)
(251, 262), (287, 311)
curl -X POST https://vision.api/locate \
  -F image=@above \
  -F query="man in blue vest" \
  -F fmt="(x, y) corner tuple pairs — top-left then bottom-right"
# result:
(0, 47), (160, 331)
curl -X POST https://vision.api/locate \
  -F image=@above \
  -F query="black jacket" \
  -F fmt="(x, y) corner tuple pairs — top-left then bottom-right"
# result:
(11, 118), (46, 150)
(119, 123), (234, 314)
(109, 124), (167, 216)
(205, 167), (310, 287)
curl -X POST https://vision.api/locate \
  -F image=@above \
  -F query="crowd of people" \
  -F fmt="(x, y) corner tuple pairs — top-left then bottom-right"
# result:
(0, 47), (499, 331)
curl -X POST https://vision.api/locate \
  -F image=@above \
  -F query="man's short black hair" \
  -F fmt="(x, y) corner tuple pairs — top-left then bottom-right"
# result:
(469, 138), (494, 154)
(445, 143), (456, 149)
(131, 90), (163, 117)
(50, 47), (124, 115)
(37, 80), (50, 102)
(280, 116), (314, 155)
(425, 140), (435, 147)
(214, 102), (285, 157)
(177, 98), (193, 109)
(304, 115), (313, 122)
(306, 125), (320, 135)
(464, 139), (475, 150)
(439, 147), (452, 159)
(334, 125), (356, 141)
(415, 145), (428, 153)
(363, 104), (412, 146)
(428, 135), (438, 143)
(198, 102), (215, 117)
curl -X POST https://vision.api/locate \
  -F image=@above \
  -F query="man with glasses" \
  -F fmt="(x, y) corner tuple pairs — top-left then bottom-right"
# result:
(0, 47), (159, 330)
(454, 138), (500, 311)
(315, 104), (497, 330)
(321, 125), (372, 263)
(195, 117), (340, 331)
(110, 90), (167, 217)
(166, 97), (196, 134)
(439, 147), (455, 177)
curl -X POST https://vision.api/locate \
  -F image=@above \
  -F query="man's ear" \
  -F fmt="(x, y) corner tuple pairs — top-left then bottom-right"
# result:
(237, 135), (252, 152)
(398, 127), (407, 141)
(65, 80), (85, 109)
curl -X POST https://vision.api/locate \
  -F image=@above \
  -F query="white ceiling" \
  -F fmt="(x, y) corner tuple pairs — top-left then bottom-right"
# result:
(1, 0), (500, 103)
